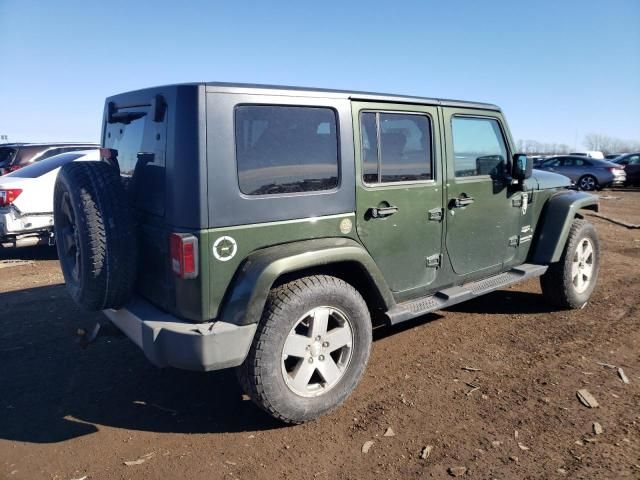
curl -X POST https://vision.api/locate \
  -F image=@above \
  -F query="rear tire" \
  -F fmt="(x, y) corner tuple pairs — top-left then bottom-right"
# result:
(237, 275), (372, 424)
(578, 175), (598, 191)
(53, 161), (137, 310)
(540, 219), (600, 309)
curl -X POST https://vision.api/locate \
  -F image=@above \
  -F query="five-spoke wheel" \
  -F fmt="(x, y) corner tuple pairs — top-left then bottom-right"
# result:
(281, 306), (353, 397)
(238, 275), (372, 424)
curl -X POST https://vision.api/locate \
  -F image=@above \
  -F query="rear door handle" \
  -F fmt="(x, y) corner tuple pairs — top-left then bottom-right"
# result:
(368, 205), (399, 218)
(452, 195), (474, 208)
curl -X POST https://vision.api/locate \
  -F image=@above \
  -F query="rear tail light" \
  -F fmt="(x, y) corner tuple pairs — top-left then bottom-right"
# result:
(0, 189), (22, 207)
(170, 233), (199, 279)
(608, 167), (624, 174)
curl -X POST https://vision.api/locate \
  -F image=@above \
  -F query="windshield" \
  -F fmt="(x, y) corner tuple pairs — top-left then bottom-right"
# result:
(6, 152), (88, 178)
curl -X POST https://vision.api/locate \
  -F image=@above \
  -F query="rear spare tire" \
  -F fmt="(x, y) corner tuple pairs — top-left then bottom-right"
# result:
(53, 161), (137, 310)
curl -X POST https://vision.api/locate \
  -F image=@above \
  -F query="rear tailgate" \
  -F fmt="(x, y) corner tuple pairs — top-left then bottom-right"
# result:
(102, 85), (208, 322)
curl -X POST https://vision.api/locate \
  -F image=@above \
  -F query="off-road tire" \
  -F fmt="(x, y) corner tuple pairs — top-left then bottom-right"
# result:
(540, 218), (600, 309)
(53, 161), (137, 310)
(237, 275), (372, 424)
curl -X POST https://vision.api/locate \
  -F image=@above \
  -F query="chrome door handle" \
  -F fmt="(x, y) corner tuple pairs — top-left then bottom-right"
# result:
(452, 195), (474, 208)
(368, 205), (399, 218)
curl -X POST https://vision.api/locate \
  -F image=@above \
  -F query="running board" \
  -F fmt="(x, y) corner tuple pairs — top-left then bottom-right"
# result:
(386, 263), (548, 325)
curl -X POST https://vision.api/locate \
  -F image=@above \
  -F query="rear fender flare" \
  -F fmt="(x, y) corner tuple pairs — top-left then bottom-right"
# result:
(218, 238), (395, 326)
(530, 190), (599, 264)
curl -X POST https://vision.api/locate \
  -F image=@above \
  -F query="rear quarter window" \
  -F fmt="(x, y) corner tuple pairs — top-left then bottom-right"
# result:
(234, 105), (339, 195)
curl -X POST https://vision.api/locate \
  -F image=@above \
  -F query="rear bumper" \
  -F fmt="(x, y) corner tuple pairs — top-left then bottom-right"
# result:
(103, 296), (257, 372)
(0, 208), (54, 238)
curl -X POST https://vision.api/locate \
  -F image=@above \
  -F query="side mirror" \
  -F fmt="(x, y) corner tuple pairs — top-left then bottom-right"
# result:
(512, 153), (533, 181)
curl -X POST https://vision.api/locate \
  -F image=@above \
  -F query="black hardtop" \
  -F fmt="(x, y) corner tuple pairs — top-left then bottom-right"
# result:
(110, 81), (501, 111)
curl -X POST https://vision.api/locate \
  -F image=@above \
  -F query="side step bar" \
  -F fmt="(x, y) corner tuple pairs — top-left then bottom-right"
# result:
(386, 263), (548, 325)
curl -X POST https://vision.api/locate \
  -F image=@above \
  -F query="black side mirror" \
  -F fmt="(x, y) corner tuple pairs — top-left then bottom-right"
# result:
(512, 153), (533, 181)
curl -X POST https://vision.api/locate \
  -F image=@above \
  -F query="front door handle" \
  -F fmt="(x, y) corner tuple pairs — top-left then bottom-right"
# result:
(452, 194), (475, 208)
(368, 205), (399, 218)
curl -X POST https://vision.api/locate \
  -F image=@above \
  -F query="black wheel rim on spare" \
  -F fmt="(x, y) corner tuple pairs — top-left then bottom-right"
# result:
(58, 191), (81, 283)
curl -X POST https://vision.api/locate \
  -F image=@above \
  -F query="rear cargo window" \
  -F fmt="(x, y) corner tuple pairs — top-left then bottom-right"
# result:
(235, 105), (339, 195)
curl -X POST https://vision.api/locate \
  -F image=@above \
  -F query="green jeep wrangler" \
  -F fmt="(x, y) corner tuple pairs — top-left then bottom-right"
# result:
(53, 83), (600, 423)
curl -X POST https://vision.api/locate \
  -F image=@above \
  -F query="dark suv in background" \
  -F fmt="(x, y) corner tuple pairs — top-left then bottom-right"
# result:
(0, 142), (98, 175)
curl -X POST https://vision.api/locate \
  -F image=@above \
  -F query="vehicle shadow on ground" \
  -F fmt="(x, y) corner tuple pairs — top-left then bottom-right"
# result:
(0, 245), (58, 261)
(445, 289), (556, 315)
(0, 284), (285, 445)
(0, 284), (554, 445)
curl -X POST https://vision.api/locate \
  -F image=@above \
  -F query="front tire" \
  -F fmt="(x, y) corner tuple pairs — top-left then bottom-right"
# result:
(237, 275), (372, 424)
(540, 219), (600, 309)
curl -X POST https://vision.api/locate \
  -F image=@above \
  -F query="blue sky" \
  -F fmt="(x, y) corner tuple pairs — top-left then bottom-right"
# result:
(1, 0), (638, 148)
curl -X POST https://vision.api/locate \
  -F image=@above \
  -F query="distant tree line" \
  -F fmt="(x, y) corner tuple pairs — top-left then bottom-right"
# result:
(582, 133), (640, 154)
(517, 133), (639, 156)
(516, 140), (571, 155)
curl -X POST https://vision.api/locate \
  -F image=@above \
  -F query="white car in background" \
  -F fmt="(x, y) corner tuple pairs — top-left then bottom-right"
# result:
(0, 149), (99, 248)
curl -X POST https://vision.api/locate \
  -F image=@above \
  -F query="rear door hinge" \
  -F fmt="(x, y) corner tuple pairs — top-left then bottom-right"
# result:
(426, 254), (441, 268)
(428, 208), (443, 222)
(508, 235), (519, 247)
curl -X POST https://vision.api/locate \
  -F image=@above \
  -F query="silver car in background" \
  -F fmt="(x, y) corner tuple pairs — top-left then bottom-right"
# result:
(535, 155), (626, 190)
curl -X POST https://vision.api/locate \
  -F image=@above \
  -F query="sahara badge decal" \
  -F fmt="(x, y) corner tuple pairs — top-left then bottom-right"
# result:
(213, 236), (237, 262)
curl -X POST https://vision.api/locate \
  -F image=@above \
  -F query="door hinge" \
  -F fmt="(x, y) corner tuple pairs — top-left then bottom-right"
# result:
(426, 254), (441, 268)
(512, 196), (523, 208)
(508, 235), (519, 247)
(428, 208), (443, 222)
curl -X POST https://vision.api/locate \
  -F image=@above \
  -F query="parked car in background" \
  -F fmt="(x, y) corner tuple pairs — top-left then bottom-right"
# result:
(605, 153), (625, 160)
(570, 151), (605, 160)
(530, 155), (548, 167)
(613, 152), (640, 186)
(0, 142), (98, 175)
(0, 149), (99, 248)
(537, 155), (626, 190)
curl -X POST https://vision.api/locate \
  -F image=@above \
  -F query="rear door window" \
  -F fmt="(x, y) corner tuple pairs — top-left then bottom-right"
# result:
(360, 112), (433, 184)
(451, 117), (508, 177)
(235, 105), (339, 195)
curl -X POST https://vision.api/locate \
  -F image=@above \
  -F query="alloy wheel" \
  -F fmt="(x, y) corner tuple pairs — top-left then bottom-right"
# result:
(281, 306), (354, 397)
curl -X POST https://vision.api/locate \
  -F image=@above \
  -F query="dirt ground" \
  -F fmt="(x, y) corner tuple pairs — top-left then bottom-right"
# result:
(1, 190), (639, 480)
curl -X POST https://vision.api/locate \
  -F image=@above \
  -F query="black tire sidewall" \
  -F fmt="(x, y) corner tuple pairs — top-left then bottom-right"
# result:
(254, 278), (371, 423)
(53, 161), (137, 310)
(54, 173), (88, 303)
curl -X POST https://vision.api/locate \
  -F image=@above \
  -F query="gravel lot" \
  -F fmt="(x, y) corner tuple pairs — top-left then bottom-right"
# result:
(1, 190), (639, 479)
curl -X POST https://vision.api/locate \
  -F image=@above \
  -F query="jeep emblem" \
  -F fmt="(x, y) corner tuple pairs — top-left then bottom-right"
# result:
(213, 236), (237, 262)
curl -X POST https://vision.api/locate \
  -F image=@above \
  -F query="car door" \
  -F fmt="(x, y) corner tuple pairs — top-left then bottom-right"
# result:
(442, 108), (523, 277)
(622, 154), (640, 183)
(353, 102), (444, 297)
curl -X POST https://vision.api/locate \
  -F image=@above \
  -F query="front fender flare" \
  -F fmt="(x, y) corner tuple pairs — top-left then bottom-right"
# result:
(530, 190), (599, 264)
(218, 237), (395, 326)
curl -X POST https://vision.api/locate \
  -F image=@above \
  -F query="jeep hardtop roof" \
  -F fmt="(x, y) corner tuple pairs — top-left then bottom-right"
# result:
(114, 82), (501, 112)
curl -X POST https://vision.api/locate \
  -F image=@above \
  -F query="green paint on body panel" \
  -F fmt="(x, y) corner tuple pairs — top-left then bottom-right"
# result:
(202, 213), (358, 320)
